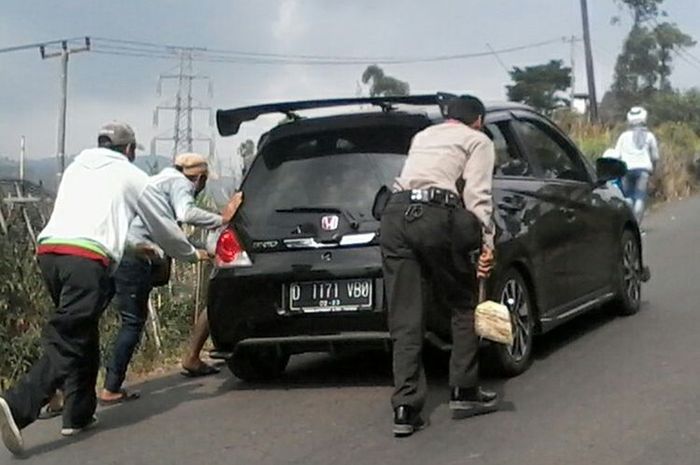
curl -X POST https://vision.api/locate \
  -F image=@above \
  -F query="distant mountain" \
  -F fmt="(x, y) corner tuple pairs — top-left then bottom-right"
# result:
(0, 154), (172, 193)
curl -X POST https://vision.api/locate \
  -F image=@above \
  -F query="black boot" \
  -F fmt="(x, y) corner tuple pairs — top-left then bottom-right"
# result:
(393, 405), (427, 437)
(449, 387), (499, 418)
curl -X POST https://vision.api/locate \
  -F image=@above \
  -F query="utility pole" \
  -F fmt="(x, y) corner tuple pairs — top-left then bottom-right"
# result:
(579, 0), (598, 122)
(40, 37), (90, 178)
(19, 136), (26, 184)
(152, 48), (214, 163)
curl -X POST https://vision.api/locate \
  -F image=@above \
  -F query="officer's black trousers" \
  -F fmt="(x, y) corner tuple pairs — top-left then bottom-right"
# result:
(380, 198), (481, 412)
(3, 254), (114, 429)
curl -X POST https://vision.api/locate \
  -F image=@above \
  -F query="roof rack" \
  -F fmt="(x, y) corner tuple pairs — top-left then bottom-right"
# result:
(216, 93), (457, 136)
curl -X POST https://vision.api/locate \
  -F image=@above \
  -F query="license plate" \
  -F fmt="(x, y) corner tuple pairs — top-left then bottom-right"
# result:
(288, 279), (373, 313)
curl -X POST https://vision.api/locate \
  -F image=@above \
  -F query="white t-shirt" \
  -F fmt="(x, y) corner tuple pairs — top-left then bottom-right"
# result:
(614, 128), (660, 172)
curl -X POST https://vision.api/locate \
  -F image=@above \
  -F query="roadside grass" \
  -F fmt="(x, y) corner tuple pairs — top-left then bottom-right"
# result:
(558, 114), (700, 202)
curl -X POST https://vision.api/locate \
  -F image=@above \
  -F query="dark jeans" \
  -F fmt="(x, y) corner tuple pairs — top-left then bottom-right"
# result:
(380, 198), (481, 412)
(3, 254), (114, 429)
(621, 168), (650, 224)
(104, 256), (152, 393)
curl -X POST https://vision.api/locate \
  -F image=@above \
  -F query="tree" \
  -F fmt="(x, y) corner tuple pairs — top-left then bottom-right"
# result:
(654, 22), (696, 91)
(361, 65), (410, 97)
(611, 25), (660, 102)
(607, 0), (695, 119)
(238, 139), (255, 176)
(614, 0), (664, 25)
(506, 60), (572, 112)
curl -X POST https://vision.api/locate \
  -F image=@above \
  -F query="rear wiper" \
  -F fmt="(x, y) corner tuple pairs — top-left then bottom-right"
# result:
(275, 206), (362, 230)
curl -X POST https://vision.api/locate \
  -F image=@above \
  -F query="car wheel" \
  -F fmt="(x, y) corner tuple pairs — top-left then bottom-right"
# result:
(613, 230), (642, 316)
(484, 269), (535, 377)
(227, 346), (290, 382)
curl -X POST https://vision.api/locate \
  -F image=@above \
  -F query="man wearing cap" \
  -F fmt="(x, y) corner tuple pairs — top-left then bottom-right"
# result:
(98, 153), (242, 404)
(0, 123), (209, 455)
(380, 95), (498, 437)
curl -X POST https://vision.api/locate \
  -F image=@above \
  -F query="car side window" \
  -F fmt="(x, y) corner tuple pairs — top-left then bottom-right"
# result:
(513, 119), (589, 182)
(485, 122), (532, 177)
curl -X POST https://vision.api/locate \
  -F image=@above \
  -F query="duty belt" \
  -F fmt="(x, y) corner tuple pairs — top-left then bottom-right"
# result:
(393, 188), (462, 208)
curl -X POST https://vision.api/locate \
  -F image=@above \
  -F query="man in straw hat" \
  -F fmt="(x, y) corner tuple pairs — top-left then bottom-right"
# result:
(97, 152), (242, 405)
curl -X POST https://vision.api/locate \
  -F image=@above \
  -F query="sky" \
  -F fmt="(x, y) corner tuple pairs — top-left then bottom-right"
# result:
(1, 0), (698, 176)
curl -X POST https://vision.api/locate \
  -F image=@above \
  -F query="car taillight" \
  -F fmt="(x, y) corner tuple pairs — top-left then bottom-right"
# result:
(215, 228), (252, 268)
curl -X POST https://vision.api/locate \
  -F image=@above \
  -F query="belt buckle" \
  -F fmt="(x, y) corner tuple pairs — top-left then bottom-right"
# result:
(434, 189), (446, 204)
(410, 189), (424, 202)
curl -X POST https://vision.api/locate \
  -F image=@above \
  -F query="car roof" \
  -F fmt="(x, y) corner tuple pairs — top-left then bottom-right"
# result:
(216, 94), (536, 137)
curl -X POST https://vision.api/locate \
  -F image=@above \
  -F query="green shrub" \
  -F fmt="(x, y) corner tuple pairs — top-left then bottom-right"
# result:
(1, 235), (201, 390)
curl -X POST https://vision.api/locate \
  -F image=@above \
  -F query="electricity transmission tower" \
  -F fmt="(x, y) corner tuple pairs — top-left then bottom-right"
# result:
(151, 48), (215, 167)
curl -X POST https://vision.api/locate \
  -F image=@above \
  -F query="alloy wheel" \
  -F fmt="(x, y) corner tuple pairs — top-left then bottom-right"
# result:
(622, 238), (642, 308)
(500, 278), (531, 362)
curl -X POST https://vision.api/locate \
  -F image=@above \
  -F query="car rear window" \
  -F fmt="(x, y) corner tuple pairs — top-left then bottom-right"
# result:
(241, 126), (415, 224)
(243, 151), (405, 224)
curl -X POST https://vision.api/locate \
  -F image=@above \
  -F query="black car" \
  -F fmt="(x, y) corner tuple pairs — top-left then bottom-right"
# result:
(207, 94), (649, 381)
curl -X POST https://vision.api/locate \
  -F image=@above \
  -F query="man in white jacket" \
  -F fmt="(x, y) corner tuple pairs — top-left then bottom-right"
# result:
(0, 122), (206, 455)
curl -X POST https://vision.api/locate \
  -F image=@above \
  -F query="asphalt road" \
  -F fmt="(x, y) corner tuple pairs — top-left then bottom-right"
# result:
(3, 196), (700, 465)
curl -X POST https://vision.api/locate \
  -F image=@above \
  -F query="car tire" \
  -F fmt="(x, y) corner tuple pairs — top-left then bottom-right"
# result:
(227, 347), (290, 382)
(612, 229), (642, 316)
(483, 269), (535, 377)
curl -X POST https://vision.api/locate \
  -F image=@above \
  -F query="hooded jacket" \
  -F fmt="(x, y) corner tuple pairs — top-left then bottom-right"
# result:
(38, 148), (198, 266)
(126, 166), (223, 250)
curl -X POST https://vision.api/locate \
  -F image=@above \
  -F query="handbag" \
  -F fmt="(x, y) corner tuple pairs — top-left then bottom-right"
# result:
(474, 280), (514, 345)
(149, 254), (173, 287)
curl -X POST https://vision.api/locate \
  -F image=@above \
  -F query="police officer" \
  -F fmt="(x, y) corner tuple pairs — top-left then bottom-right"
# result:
(380, 95), (497, 437)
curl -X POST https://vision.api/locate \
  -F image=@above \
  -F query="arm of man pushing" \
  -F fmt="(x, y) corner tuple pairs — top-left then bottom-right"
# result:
(460, 135), (497, 278)
(135, 186), (207, 262)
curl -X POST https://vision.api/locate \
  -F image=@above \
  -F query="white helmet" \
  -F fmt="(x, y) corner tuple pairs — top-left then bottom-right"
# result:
(627, 106), (648, 126)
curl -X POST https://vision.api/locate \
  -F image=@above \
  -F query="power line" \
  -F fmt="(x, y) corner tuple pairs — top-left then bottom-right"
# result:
(89, 36), (572, 66)
(4, 35), (576, 66)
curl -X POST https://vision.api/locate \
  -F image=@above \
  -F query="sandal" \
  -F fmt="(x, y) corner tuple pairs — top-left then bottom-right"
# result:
(98, 389), (141, 406)
(180, 363), (220, 378)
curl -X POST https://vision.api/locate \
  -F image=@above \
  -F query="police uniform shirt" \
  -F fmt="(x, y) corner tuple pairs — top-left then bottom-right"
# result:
(394, 121), (496, 249)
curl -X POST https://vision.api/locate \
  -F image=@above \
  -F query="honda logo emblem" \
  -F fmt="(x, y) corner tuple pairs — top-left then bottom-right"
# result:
(321, 215), (339, 231)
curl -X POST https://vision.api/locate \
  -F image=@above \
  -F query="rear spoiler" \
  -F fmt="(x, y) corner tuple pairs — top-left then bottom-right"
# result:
(216, 93), (457, 136)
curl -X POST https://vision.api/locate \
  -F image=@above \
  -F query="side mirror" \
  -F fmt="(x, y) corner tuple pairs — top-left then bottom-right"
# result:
(595, 158), (627, 185)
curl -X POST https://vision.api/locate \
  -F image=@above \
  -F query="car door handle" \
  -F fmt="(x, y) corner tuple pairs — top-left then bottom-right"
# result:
(498, 196), (526, 213)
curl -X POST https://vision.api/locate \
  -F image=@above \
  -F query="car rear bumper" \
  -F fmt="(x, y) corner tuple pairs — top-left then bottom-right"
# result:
(209, 332), (393, 361)
(207, 247), (388, 352)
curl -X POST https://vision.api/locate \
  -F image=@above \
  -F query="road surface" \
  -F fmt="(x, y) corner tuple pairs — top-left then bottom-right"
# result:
(3, 195), (700, 465)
